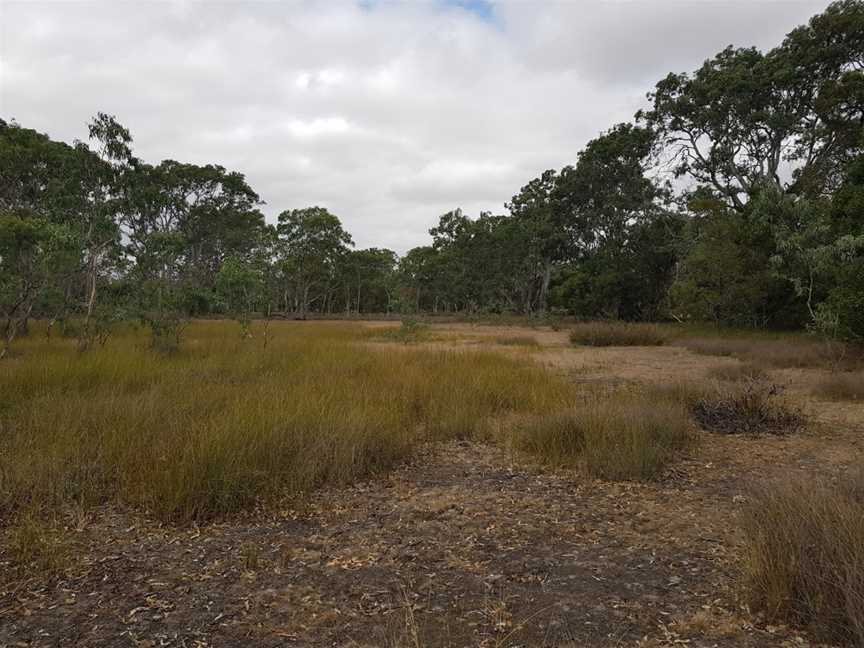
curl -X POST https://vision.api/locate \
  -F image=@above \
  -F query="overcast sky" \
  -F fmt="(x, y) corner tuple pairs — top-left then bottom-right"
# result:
(0, 0), (830, 252)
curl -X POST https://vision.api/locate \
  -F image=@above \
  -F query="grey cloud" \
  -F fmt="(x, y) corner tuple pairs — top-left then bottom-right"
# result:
(0, 0), (832, 251)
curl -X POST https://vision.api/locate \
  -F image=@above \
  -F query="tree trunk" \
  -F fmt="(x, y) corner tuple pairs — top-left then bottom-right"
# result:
(538, 259), (552, 316)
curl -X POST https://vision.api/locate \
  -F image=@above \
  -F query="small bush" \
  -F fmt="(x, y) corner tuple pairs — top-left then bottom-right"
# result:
(707, 362), (768, 383)
(507, 393), (692, 480)
(741, 476), (864, 645)
(683, 379), (804, 436)
(374, 318), (430, 344)
(813, 371), (864, 402)
(569, 322), (670, 347)
(495, 336), (539, 347)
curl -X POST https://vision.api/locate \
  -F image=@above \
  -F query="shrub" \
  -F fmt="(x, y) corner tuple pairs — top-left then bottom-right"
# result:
(682, 379), (804, 436)
(507, 392), (692, 480)
(373, 318), (430, 344)
(741, 476), (864, 645)
(813, 371), (864, 402)
(569, 322), (670, 347)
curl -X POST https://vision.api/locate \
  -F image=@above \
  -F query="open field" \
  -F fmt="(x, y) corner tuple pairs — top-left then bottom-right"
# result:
(1, 320), (863, 647)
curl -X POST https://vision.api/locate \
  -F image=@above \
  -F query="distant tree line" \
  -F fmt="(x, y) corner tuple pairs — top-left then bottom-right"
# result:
(2, 0), (864, 356)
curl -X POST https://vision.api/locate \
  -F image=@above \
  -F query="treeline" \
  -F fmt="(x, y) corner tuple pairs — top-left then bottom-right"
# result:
(2, 0), (864, 355)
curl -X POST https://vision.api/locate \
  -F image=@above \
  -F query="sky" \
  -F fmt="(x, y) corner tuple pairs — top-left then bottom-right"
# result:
(0, 0), (831, 252)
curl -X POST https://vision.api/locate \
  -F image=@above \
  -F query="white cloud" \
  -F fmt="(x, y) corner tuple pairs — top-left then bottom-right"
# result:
(0, 0), (830, 252)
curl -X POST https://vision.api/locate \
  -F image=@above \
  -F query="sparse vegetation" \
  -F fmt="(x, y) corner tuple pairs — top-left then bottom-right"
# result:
(813, 370), (864, 401)
(569, 322), (670, 347)
(741, 476), (864, 646)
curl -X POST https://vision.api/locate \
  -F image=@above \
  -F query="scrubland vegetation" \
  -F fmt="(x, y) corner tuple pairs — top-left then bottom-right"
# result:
(3, 1), (864, 645)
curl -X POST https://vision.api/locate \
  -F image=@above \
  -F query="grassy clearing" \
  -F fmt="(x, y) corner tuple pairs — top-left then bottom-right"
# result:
(812, 371), (864, 402)
(658, 379), (804, 436)
(569, 321), (670, 347)
(741, 476), (864, 645)
(678, 336), (861, 370)
(505, 392), (692, 480)
(0, 321), (573, 523)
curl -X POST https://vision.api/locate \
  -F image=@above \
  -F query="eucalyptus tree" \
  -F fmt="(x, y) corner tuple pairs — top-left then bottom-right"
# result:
(275, 207), (353, 318)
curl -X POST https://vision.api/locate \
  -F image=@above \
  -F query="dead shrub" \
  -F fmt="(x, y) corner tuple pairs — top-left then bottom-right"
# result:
(569, 322), (670, 347)
(688, 379), (804, 436)
(507, 393), (692, 480)
(741, 475), (864, 645)
(813, 371), (864, 402)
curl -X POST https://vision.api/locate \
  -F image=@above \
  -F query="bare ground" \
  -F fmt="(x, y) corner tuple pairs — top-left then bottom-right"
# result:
(2, 323), (862, 647)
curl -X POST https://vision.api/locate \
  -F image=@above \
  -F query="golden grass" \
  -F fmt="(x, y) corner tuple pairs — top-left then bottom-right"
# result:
(741, 475), (864, 645)
(505, 392), (692, 480)
(812, 371), (864, 402)
(0, 321), (574, 523)
(569, 322), (669, 347)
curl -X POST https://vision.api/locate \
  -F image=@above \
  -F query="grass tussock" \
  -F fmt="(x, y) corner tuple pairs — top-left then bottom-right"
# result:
(707, 362), (768, 383)
(506, 392), (692, 480)
(659, 379), (804, 436)
(741, 476), (864, 645)
(569, 321), (670, 347)
(813, 371), (864, 402)
(0, 321), (574, 523)
(494, 336), (539, 347)
(680, 336), (860, 370)
(5, 514), (69, 576)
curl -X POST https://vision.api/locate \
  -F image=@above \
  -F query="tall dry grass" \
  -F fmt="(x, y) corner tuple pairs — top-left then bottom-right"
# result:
(741, 476), (864, 645)
(569, 322), (670, 347)
(678, 336), (861, 370)
(813, 371), (864, 402)
(505, 392), (692, 480)
(0, 321), (573, 522)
